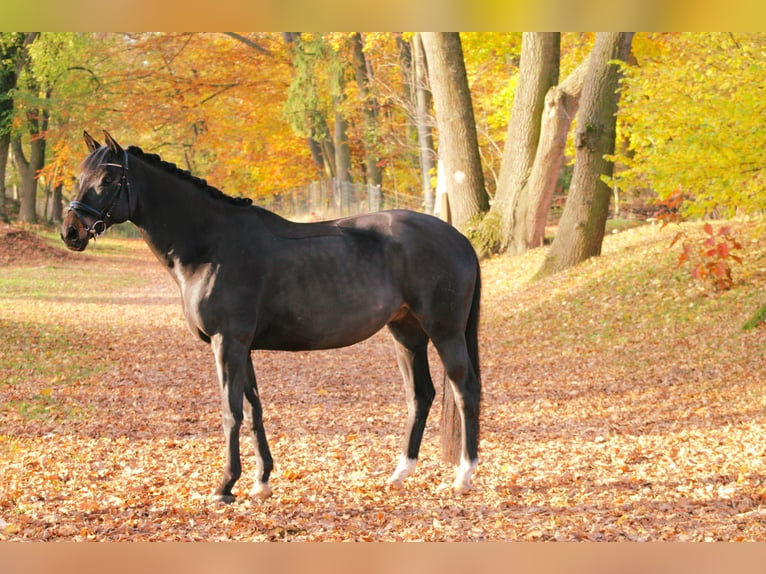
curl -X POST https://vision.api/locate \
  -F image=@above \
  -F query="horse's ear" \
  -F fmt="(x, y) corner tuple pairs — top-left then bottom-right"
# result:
(103, 131), (123, 154)
(83, 130), (101, 152)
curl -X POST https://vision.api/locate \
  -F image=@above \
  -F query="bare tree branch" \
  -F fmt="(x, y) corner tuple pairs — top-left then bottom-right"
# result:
(222, 32), (272, 55)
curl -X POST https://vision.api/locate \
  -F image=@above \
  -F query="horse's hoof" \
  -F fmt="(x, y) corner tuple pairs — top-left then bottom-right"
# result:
(386, 478), (405, 491)
(452, 459), (478, 495)
(212, 493), (236, 504)
(251, 482), (273, 500)
(451, 482), (473, 495)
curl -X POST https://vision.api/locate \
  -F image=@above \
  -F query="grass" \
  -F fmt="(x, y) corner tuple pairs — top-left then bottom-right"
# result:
(743, 302), (766, 332)
(0, 233), (163, 426)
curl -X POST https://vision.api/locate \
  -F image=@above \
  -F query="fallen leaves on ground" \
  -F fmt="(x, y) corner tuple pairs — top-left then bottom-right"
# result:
(0, 223), (77, 266)
(1, 221), (765, 541)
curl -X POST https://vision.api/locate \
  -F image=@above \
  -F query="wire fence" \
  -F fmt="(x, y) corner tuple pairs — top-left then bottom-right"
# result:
(262, 179), (424, 221)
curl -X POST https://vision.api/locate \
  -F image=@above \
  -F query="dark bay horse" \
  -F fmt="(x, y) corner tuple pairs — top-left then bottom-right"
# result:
(61, 131), (481, 501)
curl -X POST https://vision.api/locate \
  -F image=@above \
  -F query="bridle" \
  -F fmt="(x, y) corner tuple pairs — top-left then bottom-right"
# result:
(67, 149), (131, 238)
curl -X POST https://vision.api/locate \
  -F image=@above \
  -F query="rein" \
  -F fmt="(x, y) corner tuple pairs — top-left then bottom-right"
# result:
(67, 149), (131, 237)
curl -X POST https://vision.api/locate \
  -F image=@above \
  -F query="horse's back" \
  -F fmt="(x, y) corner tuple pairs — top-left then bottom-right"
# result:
(337, 210), (476, 262)
(339, 210), (479, 334)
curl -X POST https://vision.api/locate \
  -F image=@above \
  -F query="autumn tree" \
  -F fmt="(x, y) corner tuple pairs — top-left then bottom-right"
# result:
(489, 32), (560, 255)
(284, 33), (348, 181)
(40, 33), (313, 200)
(10, 32), (42, 224)
(420, 32), (489, 230)
(536, 32), (634, 278)
(7, 33), (127, 224)
(617, 32), (766, 218)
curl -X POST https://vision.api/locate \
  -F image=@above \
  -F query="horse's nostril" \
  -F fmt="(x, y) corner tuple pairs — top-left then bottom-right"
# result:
(66, 226), (79, 242)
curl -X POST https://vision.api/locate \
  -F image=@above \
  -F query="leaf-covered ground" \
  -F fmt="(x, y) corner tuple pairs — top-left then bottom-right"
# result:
(1, 221), (765, 541)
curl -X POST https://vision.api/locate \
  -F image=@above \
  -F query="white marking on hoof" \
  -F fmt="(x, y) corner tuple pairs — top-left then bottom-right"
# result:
(452, 457), (478, 494)
(251, 482), (273, 500)
(386, 456), (417, 487)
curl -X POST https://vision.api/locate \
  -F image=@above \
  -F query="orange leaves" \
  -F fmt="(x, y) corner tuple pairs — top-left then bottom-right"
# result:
(670, 222), (744, 291)
(67, 33), (313, 198)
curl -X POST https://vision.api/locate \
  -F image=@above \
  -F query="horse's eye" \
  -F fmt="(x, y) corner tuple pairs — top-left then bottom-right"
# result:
(103, 176), (114, 186)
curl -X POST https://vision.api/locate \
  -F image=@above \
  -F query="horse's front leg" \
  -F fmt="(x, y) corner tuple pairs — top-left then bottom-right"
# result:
(244, 354), (273, 499)
(210, 334), (248, 503)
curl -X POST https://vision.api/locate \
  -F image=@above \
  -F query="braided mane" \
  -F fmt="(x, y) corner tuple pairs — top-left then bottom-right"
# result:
(126, 146), (253, 207)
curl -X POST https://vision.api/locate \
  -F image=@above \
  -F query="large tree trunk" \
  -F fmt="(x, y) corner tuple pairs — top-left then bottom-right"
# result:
(536, 32), (634, 279)
(420, 32), (488, 230)
(0, 33), (30, 223)
(492, 33), (560, 255)
(13, 48), (48, 226)
(412, 33), (436, 214)
(13, 132), (45, 224)
(350, 33), (382, 189)
(525, 57), (590, 248)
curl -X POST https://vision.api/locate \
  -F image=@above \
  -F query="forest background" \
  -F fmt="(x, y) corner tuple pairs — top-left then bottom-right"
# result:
(1, 32), (765, 270)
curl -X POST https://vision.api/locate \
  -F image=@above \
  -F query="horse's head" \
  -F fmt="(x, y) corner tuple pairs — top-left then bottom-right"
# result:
(61, 131), (133, 251)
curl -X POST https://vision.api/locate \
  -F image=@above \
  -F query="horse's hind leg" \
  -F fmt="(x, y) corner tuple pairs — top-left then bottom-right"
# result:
(386, 319), (435, 488)
(244, 354), (273, 499)
(433, 335), (480, 493)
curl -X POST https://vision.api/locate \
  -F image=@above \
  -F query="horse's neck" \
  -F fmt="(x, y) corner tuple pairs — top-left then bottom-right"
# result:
(133, 173), (222, 268)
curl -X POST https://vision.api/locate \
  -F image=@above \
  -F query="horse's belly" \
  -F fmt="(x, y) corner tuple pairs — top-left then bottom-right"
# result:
(252, 302), (397, 351)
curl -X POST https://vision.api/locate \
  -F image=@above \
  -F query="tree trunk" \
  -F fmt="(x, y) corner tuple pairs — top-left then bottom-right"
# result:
(0, 33), (29, 223)
(420, 32), (488, 230)
(492, 33), (560, 255)
(350, 33), (382, 189)
(395, 34), (422, 180)
(0, 135), (9, 222)
(412, 33), (436, 214)
(13, 133), (45, 224)
(13, 65), (49, 225)
(525, 57), (590, 248)
(51, 182), (63, 223)
(306, 137), (328, 178)
(333, 104), (352, 183)
(536, 32), (634, 279)
(13, 51), (49, 224)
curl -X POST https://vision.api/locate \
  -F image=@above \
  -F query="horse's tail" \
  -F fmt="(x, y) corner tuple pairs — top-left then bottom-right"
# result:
(441, 261), (482, 464)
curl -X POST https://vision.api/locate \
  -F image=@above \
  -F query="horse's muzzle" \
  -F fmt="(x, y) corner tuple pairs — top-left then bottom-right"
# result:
(60, 214), (91, 252)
